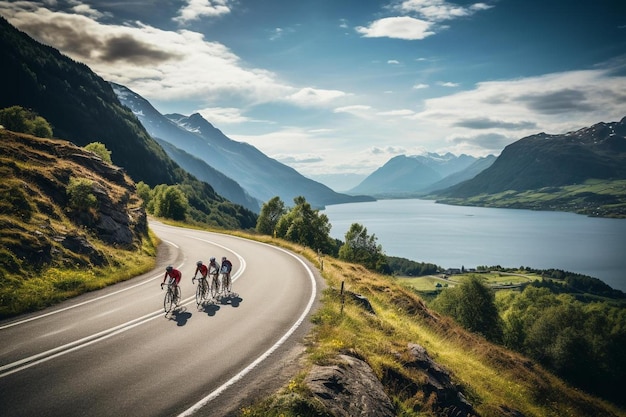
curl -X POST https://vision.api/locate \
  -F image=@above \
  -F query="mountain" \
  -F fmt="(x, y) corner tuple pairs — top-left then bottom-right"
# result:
(439, 118), (626, 197)
(421, 155), (497, 194)
(348, 153), (480, 197)
(154, 137), (261, 212)
(0, 17), (256, 229)
(112, 83), (374, 209)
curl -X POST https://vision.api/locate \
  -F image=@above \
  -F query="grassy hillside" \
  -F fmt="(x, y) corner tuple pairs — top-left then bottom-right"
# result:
(435, 179), (626, 218)
(0, 129), (156, 318)
(0, 17), (257, 230)
(433, 119), (626, 218)
(221, 233), (625, 417)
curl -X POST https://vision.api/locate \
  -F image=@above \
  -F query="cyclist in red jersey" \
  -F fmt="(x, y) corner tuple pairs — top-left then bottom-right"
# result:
(161, 265), (182, 289)
(193, 260), (208, 280)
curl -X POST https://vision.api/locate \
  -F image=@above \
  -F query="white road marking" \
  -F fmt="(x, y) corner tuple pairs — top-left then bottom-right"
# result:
(0, 240), (181, 330)
(176, 241), (317, 417)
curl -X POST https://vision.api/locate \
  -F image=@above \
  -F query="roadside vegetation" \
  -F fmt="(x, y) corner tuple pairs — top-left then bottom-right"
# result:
(434, 178), (626, 218)
(234, 236), (625, 417)
(238, 197), (626, 416)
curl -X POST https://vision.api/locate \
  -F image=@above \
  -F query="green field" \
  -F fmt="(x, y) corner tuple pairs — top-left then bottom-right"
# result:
(397, 271), (538, 292)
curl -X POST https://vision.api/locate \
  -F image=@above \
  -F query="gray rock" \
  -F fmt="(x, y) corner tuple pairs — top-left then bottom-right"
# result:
(304, 354), (395, 417)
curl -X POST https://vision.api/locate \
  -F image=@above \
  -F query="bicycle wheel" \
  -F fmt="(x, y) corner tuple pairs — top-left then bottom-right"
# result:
(164, 288), (174, 313)
(195, 280), (204, 306)
(210, 275), (220, 298)
(222, 273), (232, 293)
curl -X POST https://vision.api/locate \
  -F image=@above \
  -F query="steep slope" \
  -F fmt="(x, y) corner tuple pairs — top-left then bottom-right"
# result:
(154, 138), (261, 212)
(0, 17), (256, 229)
(112, 83), (374, 208)
(349, 153), (478, 196)
(440, 118), (626, 197)
(0, 129), (147, 274)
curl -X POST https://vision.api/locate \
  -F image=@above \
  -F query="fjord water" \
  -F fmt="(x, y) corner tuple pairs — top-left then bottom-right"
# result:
(323, 199), (626, 292)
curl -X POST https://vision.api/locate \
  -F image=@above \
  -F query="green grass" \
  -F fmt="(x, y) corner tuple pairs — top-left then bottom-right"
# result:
(397, 271), (538, 293)
(216, 233), (624, 417)
(436, 179), (626, 218)
(0, 230), (157, 318)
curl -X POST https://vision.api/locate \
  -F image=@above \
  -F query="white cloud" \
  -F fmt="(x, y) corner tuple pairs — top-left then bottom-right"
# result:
(197, 107), (256, 124)
(438, 81), (459, 87)
(356, 16), (435, 40)
(377, 109), (415, 117)
(387, 59), (400, 64)
(286, 87), (347, 107)
(413, 83), (429, 89)
(398, 0), (493, 22)
(334, 105), (372, 117)
(174, 0), (232, 24)
(414, 66), (626, 148)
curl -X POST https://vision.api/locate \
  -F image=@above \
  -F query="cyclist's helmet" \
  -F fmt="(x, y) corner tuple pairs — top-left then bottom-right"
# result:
(166, 265), (173, 272)
(221, 256), (227, 262)
(210, 257), (215, 262)
(196, 260), (203, 266)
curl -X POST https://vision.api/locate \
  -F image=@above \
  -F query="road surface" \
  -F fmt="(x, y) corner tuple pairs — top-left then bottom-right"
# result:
(0, 221), (321, 417)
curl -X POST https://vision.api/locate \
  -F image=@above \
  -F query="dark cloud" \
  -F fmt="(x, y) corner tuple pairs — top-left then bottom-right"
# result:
(519, 89), (596, 114)
(18, 18), (180, 65)
(451, 133), (512, 149)
(453, 117), (537, 130)
(18, 19), (103, 58)
(99, 34), (179, 64)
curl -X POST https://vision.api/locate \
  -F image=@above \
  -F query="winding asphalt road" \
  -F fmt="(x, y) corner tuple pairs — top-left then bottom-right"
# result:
(0, 221), (322, 417)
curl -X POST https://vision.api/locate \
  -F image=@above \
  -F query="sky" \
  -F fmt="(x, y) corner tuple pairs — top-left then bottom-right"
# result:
(2, 0), (626, 190)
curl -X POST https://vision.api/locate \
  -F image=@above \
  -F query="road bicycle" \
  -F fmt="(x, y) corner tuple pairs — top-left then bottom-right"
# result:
(221, 269), (232, 294)
(161, 281), (180, 313)
(192, 275), (209, 306)
(209, 268), (220, 298)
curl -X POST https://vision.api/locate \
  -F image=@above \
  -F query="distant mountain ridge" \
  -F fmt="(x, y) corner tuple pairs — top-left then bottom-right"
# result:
(0, 16), (256, 229)
(439, 117), (626, 197)
(112, 83), (374, 209)
(348, 152), (490, 197)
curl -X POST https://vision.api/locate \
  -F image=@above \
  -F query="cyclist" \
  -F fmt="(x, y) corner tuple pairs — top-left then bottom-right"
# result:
(220, 256), (232, 282)
(207, 257), (220, 279)
(161, 265), (182, 303)
(193, 260), (208, 281)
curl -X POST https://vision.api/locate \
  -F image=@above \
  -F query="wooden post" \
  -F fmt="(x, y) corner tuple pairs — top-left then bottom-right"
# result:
(340, 280), (345, 315)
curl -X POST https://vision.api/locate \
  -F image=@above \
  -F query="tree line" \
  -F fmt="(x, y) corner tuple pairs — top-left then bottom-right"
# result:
(430, 275), (626, 408)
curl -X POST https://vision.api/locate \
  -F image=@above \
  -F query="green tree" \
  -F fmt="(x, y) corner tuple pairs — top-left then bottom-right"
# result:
(339, 223), (389, 273)
(432, 275), (503, 342)
(275, 196), (334, 253)
(256, 196), (286, 235)
(31, 116), (53, 138)
(66, 177), (97, 211)
(0, 106), (53, 138)
(84, 142), (113, 164)
(136, 181), (152, 208)
(152, 185), (188, 220)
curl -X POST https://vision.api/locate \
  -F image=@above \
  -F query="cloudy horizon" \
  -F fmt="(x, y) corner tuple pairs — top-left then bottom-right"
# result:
(1, 0), (625, 189)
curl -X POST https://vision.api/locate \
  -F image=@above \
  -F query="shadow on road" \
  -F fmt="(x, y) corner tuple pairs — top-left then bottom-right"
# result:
(168, 307), (192, 326)
(201, 303), (221, 316)
(219, 293), (242, 307)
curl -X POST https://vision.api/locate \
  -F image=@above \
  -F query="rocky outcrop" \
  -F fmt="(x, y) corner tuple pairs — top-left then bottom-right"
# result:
(304, 344), (483, 417)
(0, 130), (148, 271)
(304, 354), (396, 417)
(399, 343), (478, 417)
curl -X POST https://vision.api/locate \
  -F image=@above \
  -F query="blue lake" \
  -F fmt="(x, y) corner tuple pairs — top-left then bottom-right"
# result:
(323, 199), (626, 292)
